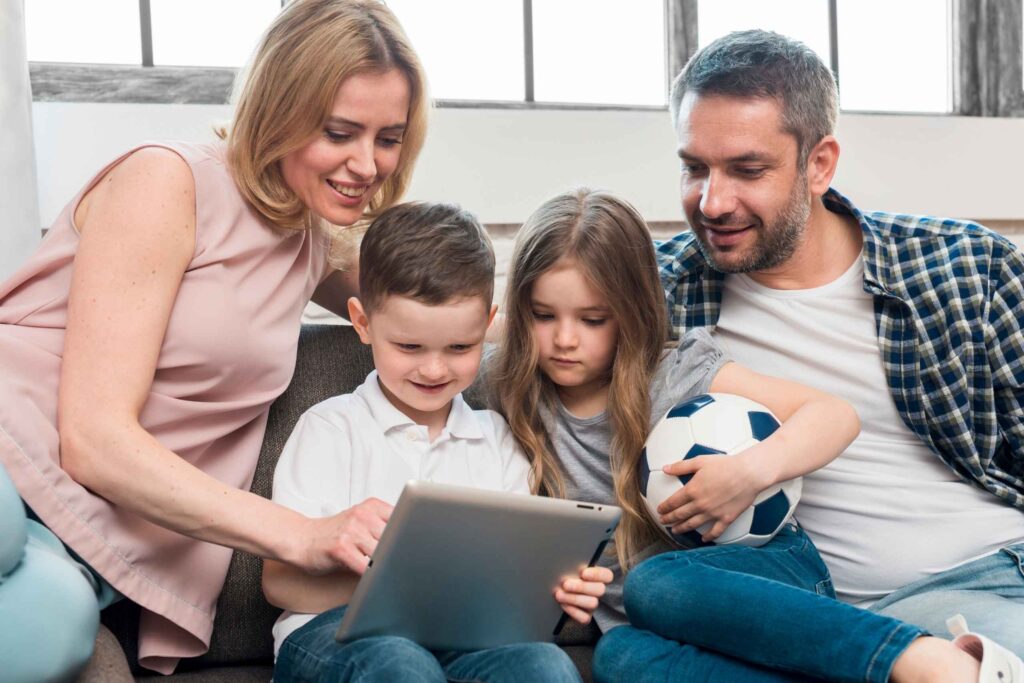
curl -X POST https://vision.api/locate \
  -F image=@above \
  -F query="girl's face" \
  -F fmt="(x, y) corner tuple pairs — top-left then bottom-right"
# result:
(280, 68), (409, 227)
(530, 258), (620, 408)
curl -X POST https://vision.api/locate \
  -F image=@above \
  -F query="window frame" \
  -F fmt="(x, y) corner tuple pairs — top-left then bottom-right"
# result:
(29, 0), (1024, 117)
(29, 0), (673, 109)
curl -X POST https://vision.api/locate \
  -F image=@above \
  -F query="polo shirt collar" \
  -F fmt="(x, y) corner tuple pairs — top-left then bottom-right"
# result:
(358, 371), (484, 440)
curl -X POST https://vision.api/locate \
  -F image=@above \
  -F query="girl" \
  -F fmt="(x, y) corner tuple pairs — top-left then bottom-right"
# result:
(492, 188), (1002, 683)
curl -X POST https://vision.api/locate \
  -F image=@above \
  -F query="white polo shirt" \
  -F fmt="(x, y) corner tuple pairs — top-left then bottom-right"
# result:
(271, 371), (532, 653)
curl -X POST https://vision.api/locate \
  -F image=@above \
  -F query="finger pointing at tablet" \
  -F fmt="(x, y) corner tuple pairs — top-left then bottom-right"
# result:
(305, 497), (394, 575)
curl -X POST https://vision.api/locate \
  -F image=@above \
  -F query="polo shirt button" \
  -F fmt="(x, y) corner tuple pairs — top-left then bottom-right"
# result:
(406, 432), (417, 441)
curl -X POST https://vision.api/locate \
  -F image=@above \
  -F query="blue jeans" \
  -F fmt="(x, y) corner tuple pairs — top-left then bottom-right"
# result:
(275, 604), (582, 683)
(0, 464), (119, 683)
(594, 526), (924, 683)
(871, 542), (1024, 656)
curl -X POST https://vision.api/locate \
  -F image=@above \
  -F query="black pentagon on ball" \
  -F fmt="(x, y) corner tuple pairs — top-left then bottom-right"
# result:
(748, 411), (781, 441)
(666, 394), (715, 419)
(749, 489), (791, 536)
(678, 443), (726, 485)
(639, 447), (651, 497)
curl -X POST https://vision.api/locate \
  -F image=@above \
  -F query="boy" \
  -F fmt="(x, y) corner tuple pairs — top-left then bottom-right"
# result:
(264, 202), (609, 683)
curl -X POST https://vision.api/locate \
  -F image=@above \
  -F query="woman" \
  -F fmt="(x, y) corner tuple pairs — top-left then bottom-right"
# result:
(0, 1), (428, 679)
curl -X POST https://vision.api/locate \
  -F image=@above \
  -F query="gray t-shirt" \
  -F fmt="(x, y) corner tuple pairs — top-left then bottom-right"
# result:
(538, 328), (729, 631)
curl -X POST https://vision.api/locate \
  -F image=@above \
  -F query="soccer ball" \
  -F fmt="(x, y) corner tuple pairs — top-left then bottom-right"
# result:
(639, 393), (801, 548)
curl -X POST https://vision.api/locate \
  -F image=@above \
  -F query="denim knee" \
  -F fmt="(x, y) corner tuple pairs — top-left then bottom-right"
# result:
(593, 625), (640, 683)
(278, 634), (444, 683)
(622, 551), (705, 628)
(353, 636), (443, 682)
(488, 642), (579, 683)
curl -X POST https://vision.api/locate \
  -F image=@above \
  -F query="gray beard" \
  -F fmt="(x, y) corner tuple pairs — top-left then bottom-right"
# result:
(693, 181), (811, 274)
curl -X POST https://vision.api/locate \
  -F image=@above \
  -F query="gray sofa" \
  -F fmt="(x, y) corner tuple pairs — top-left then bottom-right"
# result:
(82, 324), (601, 682)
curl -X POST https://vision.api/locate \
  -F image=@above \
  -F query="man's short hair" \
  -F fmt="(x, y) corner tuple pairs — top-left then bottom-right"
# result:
(359, 201), (495, 314)
(670, 29), (838, 164)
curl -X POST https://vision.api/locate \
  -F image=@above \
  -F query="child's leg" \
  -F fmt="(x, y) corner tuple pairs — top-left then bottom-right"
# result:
(436, 642), (581, 683)
(275, 605), (446, 683)
(595, 625), (814, 683)
(0, 465), (101, 683)
(595, 525), (922, 683)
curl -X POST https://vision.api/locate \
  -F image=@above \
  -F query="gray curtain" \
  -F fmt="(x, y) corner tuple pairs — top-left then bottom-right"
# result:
(955, 0), (1024, 116)
(0, 0), (41, 280)
(667, 0), (699, 87)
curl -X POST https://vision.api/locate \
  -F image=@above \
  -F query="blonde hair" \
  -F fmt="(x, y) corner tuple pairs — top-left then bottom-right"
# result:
(219, 0), (429, 248)
(493, 188), (668, 570)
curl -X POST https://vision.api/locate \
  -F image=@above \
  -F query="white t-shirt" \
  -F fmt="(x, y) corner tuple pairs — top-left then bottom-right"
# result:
(270, 371), (532, 653)
(712, 255), (1024, 607)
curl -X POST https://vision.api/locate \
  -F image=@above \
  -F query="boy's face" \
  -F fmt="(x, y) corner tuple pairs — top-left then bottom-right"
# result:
(349, 294), (496, 431)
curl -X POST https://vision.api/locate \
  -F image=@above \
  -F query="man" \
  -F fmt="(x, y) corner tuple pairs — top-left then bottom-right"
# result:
(657, 29), (1024, 652)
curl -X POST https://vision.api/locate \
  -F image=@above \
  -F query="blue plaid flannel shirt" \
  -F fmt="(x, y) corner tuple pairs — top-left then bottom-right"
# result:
(656, 188), (1024, 508)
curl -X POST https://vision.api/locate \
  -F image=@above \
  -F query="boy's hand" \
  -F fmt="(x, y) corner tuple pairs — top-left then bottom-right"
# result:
(656, 450), (772, 542)
(302, 497), (392, 575)
(554, 565), (613, 624)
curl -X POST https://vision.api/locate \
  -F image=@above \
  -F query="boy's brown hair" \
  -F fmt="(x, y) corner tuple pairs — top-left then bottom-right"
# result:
(358, 202), (495, 314)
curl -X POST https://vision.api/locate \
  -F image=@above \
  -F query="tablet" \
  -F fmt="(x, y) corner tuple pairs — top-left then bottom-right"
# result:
(334, 480), (620, 651)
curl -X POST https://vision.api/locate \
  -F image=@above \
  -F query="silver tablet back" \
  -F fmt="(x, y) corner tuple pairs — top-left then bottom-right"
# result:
(335, 480), (620, 651)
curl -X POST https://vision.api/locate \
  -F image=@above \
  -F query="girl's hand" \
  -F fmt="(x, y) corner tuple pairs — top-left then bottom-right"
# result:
(554, 565), (613, 624)
(656, 449), (772, 542)
(300, 497), (393, 575)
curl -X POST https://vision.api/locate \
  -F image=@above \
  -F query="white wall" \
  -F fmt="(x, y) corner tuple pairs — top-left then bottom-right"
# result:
(31, 101), (1024, 228)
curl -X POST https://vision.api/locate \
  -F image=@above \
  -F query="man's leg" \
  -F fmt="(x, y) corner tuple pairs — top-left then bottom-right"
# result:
(275, 605), (445, 683)
(437, 642), (581, 683)
(594, 525), (923, 683)
(871, 544), (1024, 656)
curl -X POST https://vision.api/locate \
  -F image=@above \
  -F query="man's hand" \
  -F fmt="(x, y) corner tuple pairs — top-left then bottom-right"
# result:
(656, 450), (771, 542)
(555, 565), (614, 624)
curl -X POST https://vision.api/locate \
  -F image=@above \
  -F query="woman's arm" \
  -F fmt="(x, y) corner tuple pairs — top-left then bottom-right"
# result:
(657, 361), (860, 540)
(57, 148), (354, 571)
(261, 496), (391, 611)
(311, 269), (359, 320)
(263, 560), (360, 613)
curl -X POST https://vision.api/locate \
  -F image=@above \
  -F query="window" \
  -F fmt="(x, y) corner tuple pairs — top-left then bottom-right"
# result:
(531, 0), (666, 106)
(697, 0), (830, 63)
(836, 0), (950, 113)
(150, 0), (280, 68)
(385, 0), (525, 102)
(695, 0), (952, 114)
(26, 0), (142, 65)
(389, 0), (668, 106)
(25, 0), (1015, 116)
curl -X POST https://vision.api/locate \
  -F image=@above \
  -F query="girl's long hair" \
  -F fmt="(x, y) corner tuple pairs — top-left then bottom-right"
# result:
(493, 188), (668, 569)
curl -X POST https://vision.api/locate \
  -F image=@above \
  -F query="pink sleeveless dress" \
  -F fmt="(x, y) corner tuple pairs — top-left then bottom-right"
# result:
(0, 141), (331, 673)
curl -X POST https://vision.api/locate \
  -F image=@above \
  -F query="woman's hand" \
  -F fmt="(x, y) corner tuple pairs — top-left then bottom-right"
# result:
(299, 498), (393, 575)
(656, 449), (772, 542)
(554, 565), (613, 624)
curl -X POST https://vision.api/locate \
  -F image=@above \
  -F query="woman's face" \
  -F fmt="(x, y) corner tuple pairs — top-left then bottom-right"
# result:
(281, 68), (411, 227)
